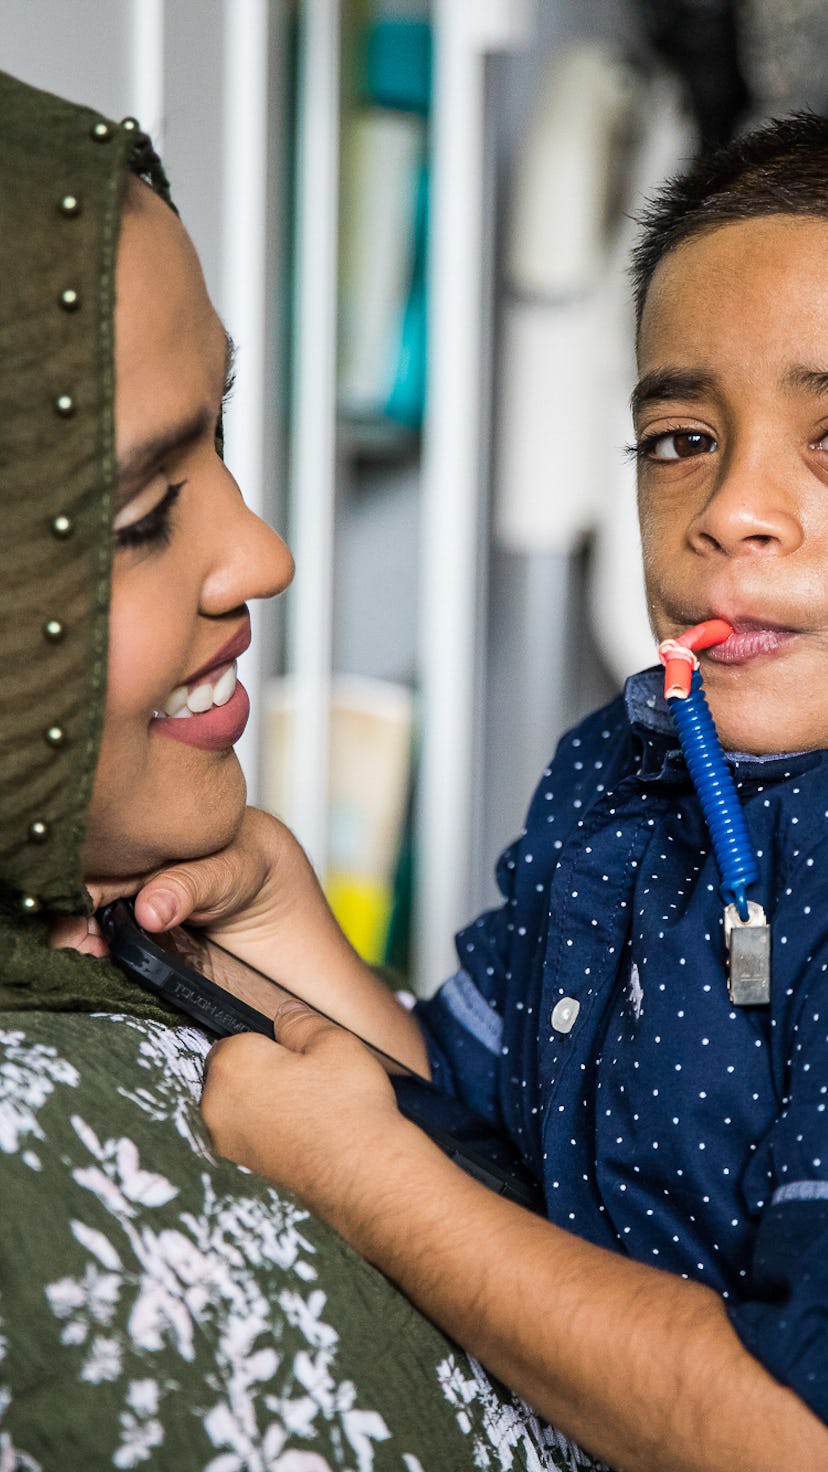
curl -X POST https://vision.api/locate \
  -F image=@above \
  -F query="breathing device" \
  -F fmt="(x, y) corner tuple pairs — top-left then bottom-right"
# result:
(658, 621), (770, 1005)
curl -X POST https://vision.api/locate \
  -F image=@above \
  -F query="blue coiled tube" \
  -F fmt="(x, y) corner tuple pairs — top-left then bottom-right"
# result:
(667, 669), (758, 920)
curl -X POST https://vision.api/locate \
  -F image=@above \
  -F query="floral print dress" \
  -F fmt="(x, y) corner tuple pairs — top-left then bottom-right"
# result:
(0, 1012), (606, 1472)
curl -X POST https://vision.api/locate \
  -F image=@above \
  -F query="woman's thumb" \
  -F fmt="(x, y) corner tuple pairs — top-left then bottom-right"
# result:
(135, 850), (240, 931)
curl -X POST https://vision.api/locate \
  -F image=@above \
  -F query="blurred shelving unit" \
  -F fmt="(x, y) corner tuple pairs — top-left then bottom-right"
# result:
(281, 0), (539, 990)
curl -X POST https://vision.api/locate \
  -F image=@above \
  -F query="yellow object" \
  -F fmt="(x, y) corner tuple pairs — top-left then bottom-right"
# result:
(263, 674), (413, 967)
(326, 871), (392, 963)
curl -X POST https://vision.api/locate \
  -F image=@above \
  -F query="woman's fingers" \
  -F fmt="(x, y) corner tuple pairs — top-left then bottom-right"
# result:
(49, 876), (154, 953)
(48, 913), (108, 956)
(135, 844), (266, 931)
(134, 808), (280, 932)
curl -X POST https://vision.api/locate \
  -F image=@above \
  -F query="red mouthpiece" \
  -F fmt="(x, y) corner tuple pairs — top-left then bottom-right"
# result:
(658, 619), (734, 699)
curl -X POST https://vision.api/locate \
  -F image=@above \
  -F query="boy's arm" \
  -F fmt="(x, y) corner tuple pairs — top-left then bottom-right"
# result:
(201, 1010), (828, 1472)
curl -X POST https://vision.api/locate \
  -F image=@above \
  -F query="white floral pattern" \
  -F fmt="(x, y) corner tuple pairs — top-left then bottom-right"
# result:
(0, 1026), (79, 1158)
(436, 1357), (609, 1472)
(0, 1014), (605, 1471)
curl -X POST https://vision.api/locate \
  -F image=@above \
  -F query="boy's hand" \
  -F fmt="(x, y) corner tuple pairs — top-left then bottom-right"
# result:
(200, 1002), (422, 1223)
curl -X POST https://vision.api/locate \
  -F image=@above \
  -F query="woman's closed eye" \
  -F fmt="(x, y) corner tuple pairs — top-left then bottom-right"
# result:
(114, 480), (185, 551)
(628, 429), (718, 462)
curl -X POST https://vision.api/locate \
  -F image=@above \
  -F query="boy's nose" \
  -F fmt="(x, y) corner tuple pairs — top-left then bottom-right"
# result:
(688, 458), (803, 559)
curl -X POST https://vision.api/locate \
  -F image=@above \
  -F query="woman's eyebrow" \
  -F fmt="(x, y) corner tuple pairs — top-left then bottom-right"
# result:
(115, 411), (211, 503)
(115, 330), (237, 505)
(630, 368), (717, 421)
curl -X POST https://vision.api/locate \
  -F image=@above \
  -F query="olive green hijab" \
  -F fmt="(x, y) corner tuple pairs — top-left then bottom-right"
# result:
(0, 69), (174, 1019)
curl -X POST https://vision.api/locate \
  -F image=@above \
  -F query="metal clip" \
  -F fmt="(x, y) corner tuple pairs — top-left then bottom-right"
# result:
(724, 901), (771, 1006)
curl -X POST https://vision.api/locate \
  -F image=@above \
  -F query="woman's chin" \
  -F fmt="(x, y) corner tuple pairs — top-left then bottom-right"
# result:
(82, 761), (248, 879)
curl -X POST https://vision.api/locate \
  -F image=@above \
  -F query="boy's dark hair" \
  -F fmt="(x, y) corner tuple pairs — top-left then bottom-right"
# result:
(631, 111), (828, 333)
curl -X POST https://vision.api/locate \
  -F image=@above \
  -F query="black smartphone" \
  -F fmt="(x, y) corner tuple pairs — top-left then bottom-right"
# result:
(98, 899), (545, 1214)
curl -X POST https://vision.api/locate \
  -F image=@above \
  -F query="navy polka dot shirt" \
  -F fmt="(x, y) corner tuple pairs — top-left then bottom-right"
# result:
(416, 668), (828, 1423)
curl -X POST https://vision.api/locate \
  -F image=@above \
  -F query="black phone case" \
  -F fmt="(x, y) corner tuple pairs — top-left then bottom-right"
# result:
(98, 899), (545, 1214)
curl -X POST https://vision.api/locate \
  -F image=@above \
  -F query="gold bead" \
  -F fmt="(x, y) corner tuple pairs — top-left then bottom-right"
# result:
(90, 120), (112, 142)
(59, 193), (80, 216)
(20, 894), (42, 915)
(43, 618), (66, 643)
(45, 725), (66, 748)
(28, 820), (49, 843)
(59, 288), (80, 312)
(54, 393), (75, 418)
(51, 514), (74, 539)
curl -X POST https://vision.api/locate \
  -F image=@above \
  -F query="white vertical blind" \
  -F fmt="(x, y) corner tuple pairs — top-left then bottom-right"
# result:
(129, 0), (165, 147)
(414, 0), (535, 990)
(285, 0), (341, 874)
(219, 0), (271, 797)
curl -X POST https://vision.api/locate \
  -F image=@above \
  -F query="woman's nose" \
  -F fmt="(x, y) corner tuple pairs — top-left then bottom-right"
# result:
(687, 451), (803, 559)
(201, 475), (295, 612)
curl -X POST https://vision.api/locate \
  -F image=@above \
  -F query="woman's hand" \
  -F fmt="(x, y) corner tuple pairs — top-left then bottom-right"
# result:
(50, 807), (340, 965)
(52, 805), (431, 1076)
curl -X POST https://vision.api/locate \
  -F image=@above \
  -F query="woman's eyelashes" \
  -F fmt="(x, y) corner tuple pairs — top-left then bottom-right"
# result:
(114, 481), (186, 551)
(627, 429), (718, 462)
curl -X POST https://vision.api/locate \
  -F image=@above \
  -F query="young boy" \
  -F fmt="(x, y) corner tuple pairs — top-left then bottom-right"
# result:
(96, 114), (828, 1469)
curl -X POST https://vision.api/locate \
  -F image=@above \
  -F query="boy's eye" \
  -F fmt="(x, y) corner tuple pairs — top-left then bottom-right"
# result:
(114, 480), (185, 551)
(634, 430), (717, 462)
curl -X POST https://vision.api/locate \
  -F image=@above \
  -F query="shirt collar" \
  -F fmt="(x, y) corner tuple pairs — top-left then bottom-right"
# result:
(624, 667), (827, 783)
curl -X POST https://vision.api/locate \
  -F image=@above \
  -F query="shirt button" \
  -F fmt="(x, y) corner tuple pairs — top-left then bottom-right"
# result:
(551, 997), (580, 1033)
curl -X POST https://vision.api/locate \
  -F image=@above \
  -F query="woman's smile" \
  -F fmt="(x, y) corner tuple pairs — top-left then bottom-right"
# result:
(151, 675), (251, 751)
(150, 613), (253, 749)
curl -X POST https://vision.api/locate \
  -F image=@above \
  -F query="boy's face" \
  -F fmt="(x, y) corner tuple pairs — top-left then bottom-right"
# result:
(635, 215), (828, 755)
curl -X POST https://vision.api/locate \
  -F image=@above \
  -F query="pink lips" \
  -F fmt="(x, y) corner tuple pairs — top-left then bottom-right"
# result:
(150, 615), (252, 752)
(178, 618), (252, 685)
(704, 626), (796, 664)
(152, 680), (251, 751)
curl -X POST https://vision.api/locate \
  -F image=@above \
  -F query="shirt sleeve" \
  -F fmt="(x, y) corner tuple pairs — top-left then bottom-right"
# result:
(414, 855), (516, 1127)
(414, 697), (631, 1133)
(726, 881), (828, 1424)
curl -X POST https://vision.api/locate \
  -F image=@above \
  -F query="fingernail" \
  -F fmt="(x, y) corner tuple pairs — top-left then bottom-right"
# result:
(144, 890), (177, 928)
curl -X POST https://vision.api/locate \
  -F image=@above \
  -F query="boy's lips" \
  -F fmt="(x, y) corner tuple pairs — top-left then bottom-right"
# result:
(704, 625), (797, 663)
(671, 611), (799, 665)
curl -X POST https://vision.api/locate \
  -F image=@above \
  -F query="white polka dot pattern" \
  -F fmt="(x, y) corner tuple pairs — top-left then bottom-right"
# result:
(416, 667), (828, 1419)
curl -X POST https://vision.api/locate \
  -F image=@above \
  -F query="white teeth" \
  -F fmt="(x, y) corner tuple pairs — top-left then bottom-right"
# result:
(157, 660), (238, 720)
(162, 685), (189, 716)
(212, 664), (236, 707)
(187, 681), (215, 714)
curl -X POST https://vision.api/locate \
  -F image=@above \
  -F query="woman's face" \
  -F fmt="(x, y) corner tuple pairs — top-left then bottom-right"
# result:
(82, 179), (293, 878)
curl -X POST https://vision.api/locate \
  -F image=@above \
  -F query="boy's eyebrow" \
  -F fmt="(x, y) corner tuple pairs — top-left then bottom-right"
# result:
(630, 369), (718, 422)
(782, 364), (828, 395)
(115, 330), (237, 506)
